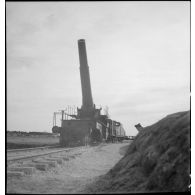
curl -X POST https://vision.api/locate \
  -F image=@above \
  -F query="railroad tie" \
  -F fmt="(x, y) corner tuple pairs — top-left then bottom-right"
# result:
(57, 155), (70, 161)
(54, 155), (70, 161)
(59, 156), (70, 161)
(68, 155), (76, 159)
(8, 167), (36, 175)
(44, 158), (63, 164)
(74, 153), (81, 156)
(21, 163), (49, 171)
(32, 159), (57, 167)
(63, 157), (70, 161)
(7, 171), (24, 177)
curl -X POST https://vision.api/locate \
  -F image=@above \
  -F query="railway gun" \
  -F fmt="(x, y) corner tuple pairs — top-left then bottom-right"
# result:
(52, 39), (126, 146)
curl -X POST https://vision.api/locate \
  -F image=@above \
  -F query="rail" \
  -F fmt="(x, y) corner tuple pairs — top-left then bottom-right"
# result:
(7, 145), (60, 153)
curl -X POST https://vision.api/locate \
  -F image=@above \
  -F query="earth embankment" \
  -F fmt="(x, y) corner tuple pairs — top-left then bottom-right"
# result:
(86, 111), (190, 193)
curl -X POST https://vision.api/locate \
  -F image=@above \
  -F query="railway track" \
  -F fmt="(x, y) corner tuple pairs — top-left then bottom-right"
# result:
(7, 144), (60, 153)
(8, 146), (70, 162)
(7, 145), (86, 177)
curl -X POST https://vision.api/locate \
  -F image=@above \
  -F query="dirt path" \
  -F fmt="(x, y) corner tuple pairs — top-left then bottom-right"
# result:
(7, 142), (130, 194)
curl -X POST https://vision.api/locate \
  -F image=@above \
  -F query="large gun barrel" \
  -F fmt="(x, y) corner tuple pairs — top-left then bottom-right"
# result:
(78, 39), (94, 110)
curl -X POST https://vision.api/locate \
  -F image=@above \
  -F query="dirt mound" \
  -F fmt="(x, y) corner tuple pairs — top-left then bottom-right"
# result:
(86, 111), (190, 193)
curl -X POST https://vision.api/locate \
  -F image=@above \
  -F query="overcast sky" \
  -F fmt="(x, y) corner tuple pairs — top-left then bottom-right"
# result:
(6, 1), (190, 135)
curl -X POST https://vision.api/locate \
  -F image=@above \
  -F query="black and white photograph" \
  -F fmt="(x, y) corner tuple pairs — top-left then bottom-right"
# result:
(5, 1), (190, 193)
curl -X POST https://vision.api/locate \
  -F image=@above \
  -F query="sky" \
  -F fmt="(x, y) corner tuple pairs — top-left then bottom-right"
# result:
(6, 1), (190, 136)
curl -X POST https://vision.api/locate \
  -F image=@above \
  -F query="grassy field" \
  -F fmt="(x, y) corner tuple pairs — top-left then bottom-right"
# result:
(7, 135), (60, 149)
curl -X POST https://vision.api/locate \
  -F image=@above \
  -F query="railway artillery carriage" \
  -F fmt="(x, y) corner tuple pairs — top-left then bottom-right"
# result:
(52, 39), (126, 146)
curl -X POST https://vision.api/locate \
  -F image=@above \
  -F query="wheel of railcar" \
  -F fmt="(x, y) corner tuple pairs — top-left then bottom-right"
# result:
(52, 126), (60, 133)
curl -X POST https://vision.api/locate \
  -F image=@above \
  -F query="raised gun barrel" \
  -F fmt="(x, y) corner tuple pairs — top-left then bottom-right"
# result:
(78, 39), (94, 110)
